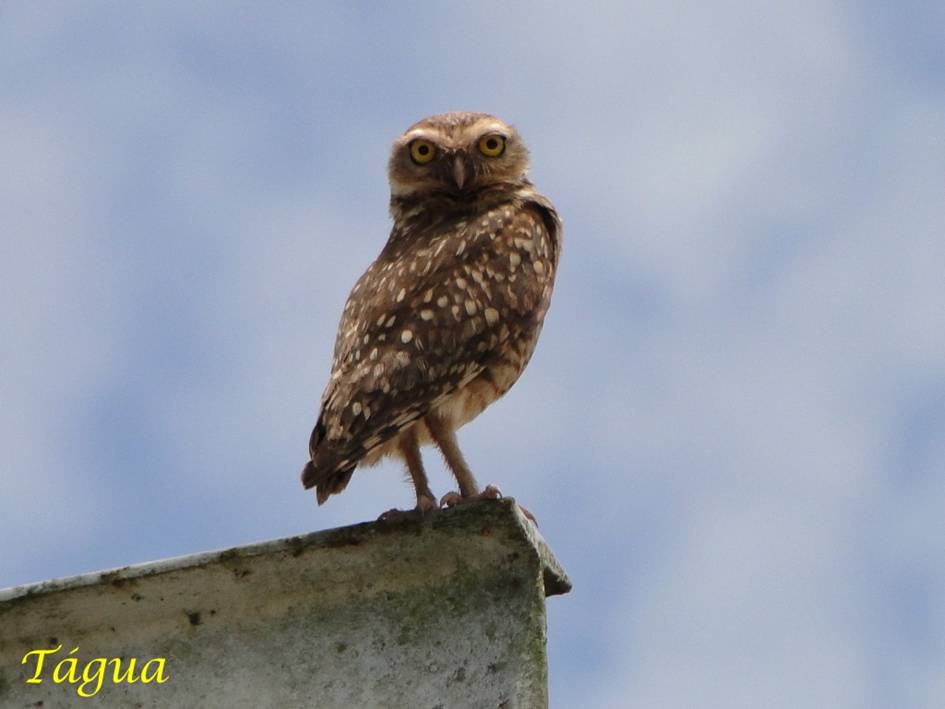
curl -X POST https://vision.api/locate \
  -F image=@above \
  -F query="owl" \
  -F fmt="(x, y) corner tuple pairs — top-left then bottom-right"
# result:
(301, 112), (561, 517)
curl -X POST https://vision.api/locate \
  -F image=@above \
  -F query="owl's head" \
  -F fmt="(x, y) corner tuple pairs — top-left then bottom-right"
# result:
(388, 112), (530, 198)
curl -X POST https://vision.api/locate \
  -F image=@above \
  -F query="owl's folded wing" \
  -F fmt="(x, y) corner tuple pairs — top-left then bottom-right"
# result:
(307, 199), (560, 484)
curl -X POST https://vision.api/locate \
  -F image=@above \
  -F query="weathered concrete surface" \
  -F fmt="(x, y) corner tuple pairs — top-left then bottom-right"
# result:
(0, 499), (570, 708)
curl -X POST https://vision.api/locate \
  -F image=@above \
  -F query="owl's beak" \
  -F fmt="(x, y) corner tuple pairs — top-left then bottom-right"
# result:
(452, 156), (467, 190)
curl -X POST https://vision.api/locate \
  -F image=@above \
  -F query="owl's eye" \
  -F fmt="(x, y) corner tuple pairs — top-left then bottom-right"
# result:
(409, 139), (436, 164)
(478, 134), (506, 158)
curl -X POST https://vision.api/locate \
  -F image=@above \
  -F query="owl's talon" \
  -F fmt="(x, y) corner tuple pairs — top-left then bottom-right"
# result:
(480, 484), (502, 500)
(439, 486), (504, 509)
(517, 503), (538, 525)
(439, 491), (462, 508)
(378, 495), (438, 521)
(377, 507), (405, 522)
(416, 493), (438, 514)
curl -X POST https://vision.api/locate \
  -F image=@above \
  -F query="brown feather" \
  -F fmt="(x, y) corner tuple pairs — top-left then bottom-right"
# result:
(301, 112), (561, 507)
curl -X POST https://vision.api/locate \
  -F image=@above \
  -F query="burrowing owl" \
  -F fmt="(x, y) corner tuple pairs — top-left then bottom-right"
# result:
(301, 112), (561, 515)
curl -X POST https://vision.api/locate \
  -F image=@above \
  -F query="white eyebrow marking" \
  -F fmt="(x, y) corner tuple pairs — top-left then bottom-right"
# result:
(471, 120), (510, 137)
(401, 128), (440, 143)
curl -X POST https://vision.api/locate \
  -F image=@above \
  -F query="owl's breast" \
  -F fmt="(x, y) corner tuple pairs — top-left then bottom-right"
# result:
(430, 320), (545, 433)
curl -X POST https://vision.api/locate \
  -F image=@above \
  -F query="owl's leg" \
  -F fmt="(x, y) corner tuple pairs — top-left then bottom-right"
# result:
(399, 425), (437, 513)
(378, 428), (437, 521)
(425, 414), (502, 507)
(426, 414), (538, 524)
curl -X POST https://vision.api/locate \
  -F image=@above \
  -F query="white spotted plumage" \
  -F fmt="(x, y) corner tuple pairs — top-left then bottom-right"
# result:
(301, 112), (561, 512)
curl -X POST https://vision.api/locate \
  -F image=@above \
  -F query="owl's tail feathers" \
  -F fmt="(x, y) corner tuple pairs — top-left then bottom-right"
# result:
(302, 460), (355, 505)
(301, 418), (355, 504)
(301, 458), (355, 505)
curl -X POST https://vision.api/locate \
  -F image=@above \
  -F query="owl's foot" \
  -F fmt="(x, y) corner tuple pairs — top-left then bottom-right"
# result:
(377, 493), (438, 522)
(439, 484), (503, 508)
(416, 492), (438, 513)
(377, 508), (410, 522)
(439, 486), (538, 526)
(516, 503), (538, 526)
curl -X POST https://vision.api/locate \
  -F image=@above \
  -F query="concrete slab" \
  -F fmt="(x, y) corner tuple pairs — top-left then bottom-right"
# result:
(0, 499), (570, 708)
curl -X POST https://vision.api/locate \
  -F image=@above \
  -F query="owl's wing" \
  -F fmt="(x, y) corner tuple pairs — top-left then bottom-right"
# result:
(305, 198), (560, 495)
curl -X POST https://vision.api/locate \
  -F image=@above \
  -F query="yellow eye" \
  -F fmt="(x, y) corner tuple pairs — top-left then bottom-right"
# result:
(478, 134), (506, 157)
(409, 139), (436, 164)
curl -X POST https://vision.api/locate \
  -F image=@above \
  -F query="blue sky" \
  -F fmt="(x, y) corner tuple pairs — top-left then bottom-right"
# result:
(2, 2), (944, 707)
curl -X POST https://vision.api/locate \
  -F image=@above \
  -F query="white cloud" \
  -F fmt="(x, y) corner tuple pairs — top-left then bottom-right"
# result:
(2, 3), (944, 706)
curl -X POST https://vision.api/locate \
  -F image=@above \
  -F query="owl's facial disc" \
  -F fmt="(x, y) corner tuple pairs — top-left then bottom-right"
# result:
(389, 113), (529, 198)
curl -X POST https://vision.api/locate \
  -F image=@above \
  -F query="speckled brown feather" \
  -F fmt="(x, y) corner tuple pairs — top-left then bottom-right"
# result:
(301, 112), (561, 507)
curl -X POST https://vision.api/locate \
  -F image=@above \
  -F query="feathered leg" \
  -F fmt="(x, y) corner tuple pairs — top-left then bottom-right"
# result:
(425, 414), (501, 507)
(378, 425), (437, 520)
(400, 425), (437, 512)
(425, 413), (537, 524)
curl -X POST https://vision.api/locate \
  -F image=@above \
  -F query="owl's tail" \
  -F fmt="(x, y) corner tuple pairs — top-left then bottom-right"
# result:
(300, 417), (356, 505)
(300, 459), (355, 505)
